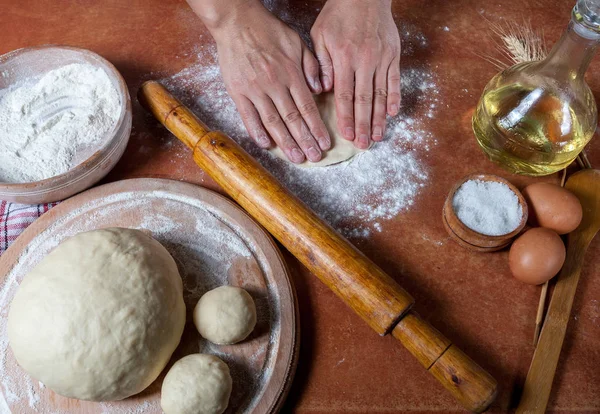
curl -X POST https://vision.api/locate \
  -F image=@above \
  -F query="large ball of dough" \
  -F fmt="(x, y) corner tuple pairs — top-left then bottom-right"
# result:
(161, 354), (232, 414)
(193, 286), (256, 344)
(7, 228), (186, 401)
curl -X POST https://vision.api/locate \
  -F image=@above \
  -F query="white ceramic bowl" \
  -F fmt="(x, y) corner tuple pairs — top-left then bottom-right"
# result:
(0, 46), (132, 204)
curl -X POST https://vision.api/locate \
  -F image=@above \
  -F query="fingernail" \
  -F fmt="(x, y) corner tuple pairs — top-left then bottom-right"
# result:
(291, 148), (305, 163)
(307, 146), (321, 161)
(312, 78), (322, 93)
(358, 134), (369, 148)
(391, 104), (399, 115)
(320, 135), (331, 150)
(258, 135), (270, 148)
(372, 126), (383, 139)
(323, 74), (332, 90)
(344, 127), (355, 140)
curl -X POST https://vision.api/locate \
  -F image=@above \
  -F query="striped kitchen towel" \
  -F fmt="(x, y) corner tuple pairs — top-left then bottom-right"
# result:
(0, 201), (58, 255)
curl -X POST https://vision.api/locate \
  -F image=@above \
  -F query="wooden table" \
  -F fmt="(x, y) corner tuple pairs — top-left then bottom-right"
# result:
(2, 0), (599, 412)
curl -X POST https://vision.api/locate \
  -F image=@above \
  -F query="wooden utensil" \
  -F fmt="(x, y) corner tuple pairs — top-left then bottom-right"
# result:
(516, 169), (600, 413)
(532, 154), (594, 346)
(138, 81), (498, 413)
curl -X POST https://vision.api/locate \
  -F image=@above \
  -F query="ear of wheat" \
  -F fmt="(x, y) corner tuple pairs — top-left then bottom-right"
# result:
(481, 20), (548, 68)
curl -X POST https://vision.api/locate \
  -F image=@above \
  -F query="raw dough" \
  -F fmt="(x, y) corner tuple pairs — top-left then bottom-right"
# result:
(7, 228), (186, 401)
(193, 286), (257, 345)
(269, 92), (366, 167)
(161, 354), (232, 414)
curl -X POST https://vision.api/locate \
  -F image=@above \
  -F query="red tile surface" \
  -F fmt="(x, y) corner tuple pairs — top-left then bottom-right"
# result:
(1, 0), (599, 412)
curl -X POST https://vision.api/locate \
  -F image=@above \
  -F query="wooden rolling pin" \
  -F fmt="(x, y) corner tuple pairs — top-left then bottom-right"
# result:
(138, 81), (497, 412)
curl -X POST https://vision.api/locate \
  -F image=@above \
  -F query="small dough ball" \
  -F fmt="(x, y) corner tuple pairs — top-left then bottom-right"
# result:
(8, 228), (186, 401)
(194, 286), (257, 344)
(522, 182), (583, 234)
(161, 354), (232, 414)
(509, 227), (566, 285)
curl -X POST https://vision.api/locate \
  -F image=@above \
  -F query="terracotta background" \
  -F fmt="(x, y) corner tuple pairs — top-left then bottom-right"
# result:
(1, 0), (599, 412)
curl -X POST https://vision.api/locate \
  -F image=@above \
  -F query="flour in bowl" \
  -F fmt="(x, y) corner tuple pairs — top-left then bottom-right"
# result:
(0, 63), (122, 183)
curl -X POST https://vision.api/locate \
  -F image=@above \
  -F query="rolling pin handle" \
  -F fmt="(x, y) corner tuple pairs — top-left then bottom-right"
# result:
(139, 81), (211, 149)
(393, 312), (497, 413)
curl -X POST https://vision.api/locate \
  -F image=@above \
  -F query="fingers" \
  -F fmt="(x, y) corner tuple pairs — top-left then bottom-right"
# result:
(253, 95), (306, 164)
(333, 63), (356, 142)
(302, 48), (322, 94)
(290, 83), (331, 151)
(235, 95), (271, 148)
(372, 67), (388, 142)
(271, 89), (323, 162)
(238, 64), (329, 164)
(387, 56), (401, 116)
(312, 35), (334, 92)
(354, 67), (375, 149)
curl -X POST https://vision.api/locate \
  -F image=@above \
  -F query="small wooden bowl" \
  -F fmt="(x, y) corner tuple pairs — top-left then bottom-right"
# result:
(443, 173), (528, 252)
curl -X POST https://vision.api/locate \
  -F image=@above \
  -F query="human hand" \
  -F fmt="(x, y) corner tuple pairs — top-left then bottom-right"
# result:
(310, 0), (401, 149)
(207, 0), (331, 163)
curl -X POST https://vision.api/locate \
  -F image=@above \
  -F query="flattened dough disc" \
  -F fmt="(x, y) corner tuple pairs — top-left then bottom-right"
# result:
(269, 92), (367, 168)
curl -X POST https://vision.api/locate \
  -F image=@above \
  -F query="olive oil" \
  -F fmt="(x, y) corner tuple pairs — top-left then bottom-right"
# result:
(473, 65), (597, 175)
(473, 1), (600, 176)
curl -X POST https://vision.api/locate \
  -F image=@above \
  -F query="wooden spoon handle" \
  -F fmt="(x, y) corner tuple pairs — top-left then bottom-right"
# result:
(138, 81), (498, 412)
(516, 234), (589, 413)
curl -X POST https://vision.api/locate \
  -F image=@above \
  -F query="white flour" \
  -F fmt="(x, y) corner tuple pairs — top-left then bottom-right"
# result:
(452, 179), (523, 236)
(0, 63), (121, 183)
(161, 23), (437, 238)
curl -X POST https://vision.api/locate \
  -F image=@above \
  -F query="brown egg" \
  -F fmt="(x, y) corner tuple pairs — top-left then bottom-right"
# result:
(508, 228), (566, 285)
(522, 182), (582, 234)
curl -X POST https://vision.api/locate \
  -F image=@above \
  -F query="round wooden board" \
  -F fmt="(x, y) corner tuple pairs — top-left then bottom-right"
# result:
(0, 178), (299, 414)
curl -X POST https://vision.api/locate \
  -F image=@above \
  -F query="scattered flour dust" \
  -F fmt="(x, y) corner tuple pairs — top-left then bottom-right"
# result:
(0, 63), (121, 183)
(0, 189), (279, 413)
(161, 24), (438, 238)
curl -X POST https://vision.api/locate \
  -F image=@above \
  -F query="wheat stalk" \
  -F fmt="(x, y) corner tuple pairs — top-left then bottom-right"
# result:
(480, 19), (548, 68)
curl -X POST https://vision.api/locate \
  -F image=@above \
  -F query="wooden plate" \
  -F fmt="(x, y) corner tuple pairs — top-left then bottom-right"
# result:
(0, 178), (299, 414)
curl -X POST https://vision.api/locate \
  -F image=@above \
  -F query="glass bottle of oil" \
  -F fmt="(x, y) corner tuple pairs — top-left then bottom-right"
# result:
(473, 0), (600, 176)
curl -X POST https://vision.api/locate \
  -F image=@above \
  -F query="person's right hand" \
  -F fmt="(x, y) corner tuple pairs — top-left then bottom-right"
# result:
(208, 0), (331, 163)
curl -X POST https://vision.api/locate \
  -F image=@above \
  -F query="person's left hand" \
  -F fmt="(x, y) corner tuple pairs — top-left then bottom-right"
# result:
(310, 0), (401, 149)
